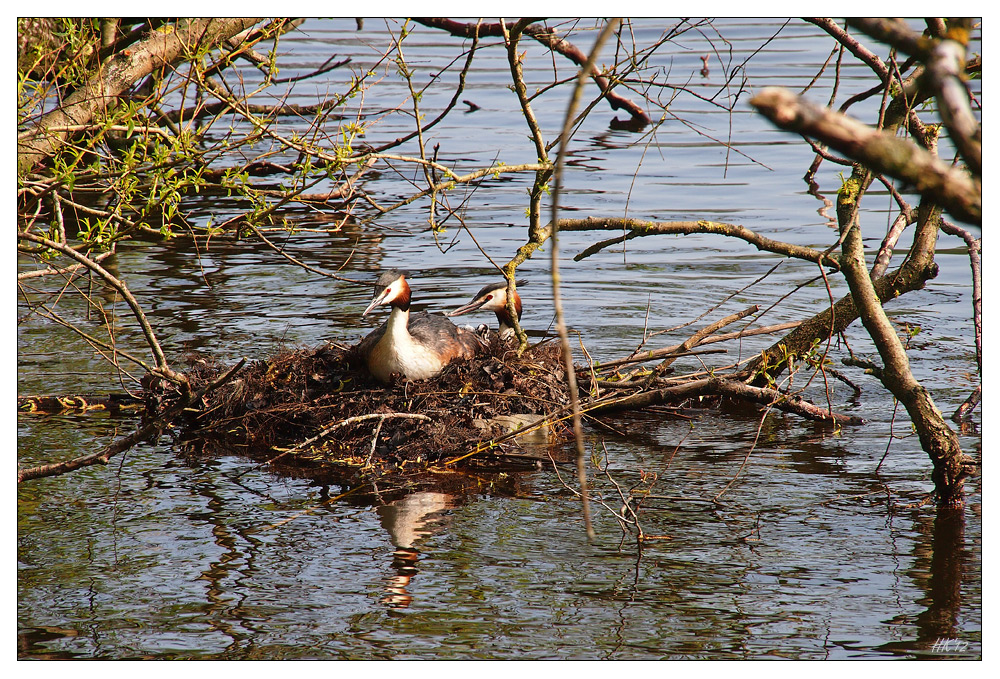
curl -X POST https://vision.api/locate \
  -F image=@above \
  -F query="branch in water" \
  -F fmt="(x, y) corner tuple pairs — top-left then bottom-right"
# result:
(750, 87), (980, 225)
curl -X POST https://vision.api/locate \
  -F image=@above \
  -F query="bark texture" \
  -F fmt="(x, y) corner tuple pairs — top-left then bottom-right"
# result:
(18, 18), (263, 174)
(751, 87), (980, 226)
(835, 187), (975, 506)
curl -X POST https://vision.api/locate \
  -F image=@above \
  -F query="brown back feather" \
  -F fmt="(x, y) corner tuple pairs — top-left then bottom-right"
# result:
(408, 312), (484, 361)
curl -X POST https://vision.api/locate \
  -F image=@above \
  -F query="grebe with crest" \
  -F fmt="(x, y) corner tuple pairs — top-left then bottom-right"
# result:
(448, 280), (523, 340)
(358, 270), (483, 382)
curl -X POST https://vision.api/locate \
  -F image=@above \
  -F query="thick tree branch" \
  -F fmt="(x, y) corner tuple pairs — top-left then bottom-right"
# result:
(17, 18), (263, 174)
(845, 18), (940, 60)
(923, 33), (981, 174)
(836, 176), (973, 506)
(846, 17), (984, 176)
(805, 18), (892, 84)
(750, 87), (980, 225)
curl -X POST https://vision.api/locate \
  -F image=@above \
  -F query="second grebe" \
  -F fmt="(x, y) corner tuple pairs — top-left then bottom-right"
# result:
(448, 280), (523, 340)
(358, 270), (483, 382)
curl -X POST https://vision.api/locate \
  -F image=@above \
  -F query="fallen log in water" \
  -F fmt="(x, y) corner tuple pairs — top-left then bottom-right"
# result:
(18, 393), (144, 414)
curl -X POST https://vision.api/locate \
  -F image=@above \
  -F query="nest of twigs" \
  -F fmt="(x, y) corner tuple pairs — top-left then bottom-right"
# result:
(152, 336), (571, 473)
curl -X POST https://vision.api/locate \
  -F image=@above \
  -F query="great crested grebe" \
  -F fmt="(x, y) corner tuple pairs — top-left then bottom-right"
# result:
(358, 270), (483, 382)
(448, 280), (523, 340)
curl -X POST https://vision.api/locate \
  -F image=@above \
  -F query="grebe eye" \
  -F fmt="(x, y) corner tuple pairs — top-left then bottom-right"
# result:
(486, 295), (493, 300)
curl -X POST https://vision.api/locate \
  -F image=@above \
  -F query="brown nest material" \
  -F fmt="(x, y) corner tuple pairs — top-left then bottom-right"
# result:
(153, 337), (570, 472)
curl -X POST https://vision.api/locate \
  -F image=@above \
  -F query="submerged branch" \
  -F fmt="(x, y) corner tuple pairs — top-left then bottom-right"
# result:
(834, 166), (972, 505)
(18, 359), (246, 483)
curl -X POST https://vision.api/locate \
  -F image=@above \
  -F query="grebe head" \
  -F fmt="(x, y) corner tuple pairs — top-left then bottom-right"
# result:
(363, 270), (411, 316)
(447, 281), (523, 320)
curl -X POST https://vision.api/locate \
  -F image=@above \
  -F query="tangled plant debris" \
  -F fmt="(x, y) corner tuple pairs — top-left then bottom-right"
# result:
(151, 336), (571, 475)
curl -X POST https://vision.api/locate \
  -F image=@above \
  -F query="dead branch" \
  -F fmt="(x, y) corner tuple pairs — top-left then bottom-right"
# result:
(843, 355), (883, 380)
(845, 18), (942, 61)
(870, 212), (912, 278)
(547, 19), (622, 542)
(566, 217), (842, 269)
(697, 322), (801, 348)
(255, 412), (435, 471)
(805, 18), (893, 85)
(750, 87), (980, 226)
(922, 27), (981, 174)
(588, 376), (864, 425)
(413, 18), (651, 125)
(835, 162), (973, 505)
(358, 161), (552, 225)
(596, 321), (800, 372)
(951, 385), (981, 422)
(17, 231), (188, 390)
(653, 306), (759, 374)
(939, 220), (982, 373)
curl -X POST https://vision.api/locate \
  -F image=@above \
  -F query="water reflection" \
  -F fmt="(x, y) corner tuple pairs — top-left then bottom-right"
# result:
(17, 17), (981, 659)
(878, 504), (980, 658)
(18, 626), (84, 660)
(377, 491), (457, 609)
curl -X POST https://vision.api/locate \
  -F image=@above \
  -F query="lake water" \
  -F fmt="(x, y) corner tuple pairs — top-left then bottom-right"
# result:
(17, 18), (981, 659)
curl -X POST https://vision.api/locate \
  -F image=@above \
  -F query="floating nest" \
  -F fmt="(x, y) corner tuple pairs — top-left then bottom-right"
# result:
(20, 298), (870, 491)
(154, 336), (572, 475)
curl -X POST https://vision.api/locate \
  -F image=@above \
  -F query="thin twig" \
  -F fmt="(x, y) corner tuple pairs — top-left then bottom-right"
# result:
(239, 412), (433, 476)
(549, 18), (622, 542)
(598, 321), (799, 373)
(17, 230), (188, 390)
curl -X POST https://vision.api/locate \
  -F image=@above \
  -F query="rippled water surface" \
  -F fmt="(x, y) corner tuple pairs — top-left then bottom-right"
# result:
(18, 19), (981, 659)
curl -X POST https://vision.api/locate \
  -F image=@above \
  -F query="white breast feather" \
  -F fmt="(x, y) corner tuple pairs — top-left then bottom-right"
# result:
(367, 308), (445, 381)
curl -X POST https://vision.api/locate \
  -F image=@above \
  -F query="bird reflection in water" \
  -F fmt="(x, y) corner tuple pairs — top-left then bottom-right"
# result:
(377, 491), (456, 609)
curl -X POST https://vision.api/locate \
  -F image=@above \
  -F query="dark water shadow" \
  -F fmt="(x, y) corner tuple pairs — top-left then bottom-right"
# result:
(874, 504), (981, 659)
